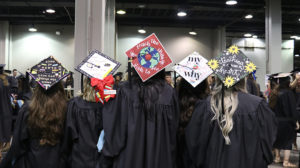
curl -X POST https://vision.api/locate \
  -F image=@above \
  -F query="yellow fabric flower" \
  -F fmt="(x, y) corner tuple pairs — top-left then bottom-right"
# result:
(245, 62), (256, 73)
(208, 59), (219, 70)
(224, 76), (235, 88)
(228, 45), (240, 55)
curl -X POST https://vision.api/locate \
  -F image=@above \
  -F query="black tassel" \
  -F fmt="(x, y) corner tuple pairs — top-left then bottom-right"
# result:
(221, 83), (225, 115)
(81, 73), (83, 93)
(128, 57), (132, 89)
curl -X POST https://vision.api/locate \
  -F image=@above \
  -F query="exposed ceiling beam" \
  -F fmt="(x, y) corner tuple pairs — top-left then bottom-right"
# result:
(0, 1), (75, 8)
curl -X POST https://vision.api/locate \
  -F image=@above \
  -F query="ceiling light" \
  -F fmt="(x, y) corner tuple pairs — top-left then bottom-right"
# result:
(252, 35), (257, 38)
(138, 28), (146, 34)
(116, 9), (126, 15)
(291, 35), (298, 39)
(189, 31), (197, 35)
(226, 0), (238, 5)
(244, 33), (252, 37)
(56, 31), (61, 35)
(298, 18), (300, 22)
(46, 8), (55, 14)
(245, 14), (253, 19)
(138, 4), (146, 8)
(295, 54), (299, 57)
(177, 11), (187, 17)
(296, 37), (300, 40)
(28, 27), (37, 32)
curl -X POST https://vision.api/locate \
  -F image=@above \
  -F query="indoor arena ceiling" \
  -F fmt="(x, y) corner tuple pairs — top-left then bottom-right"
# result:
(0, 0), (300, 38)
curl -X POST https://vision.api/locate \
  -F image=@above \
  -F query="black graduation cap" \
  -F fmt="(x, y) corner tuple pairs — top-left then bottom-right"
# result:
(207, 45), (257, 88)
(291, 68), (300, 74)
(165, 71), (172, 76)
(4, 70), (11, 74)
(274, 73), (291, 84)
(0, 64), (5, 74)
(28, 56), (69, 90)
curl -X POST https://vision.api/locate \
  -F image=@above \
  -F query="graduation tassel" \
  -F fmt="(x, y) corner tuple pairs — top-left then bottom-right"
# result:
(128, 57), (132, 89)
(221, 83), (225, 115)
(174, 71), (176, 88)
(81, 73), (84, 94)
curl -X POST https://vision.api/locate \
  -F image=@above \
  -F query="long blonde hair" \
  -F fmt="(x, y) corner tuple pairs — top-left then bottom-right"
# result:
(82, 77), (96, 102)
(211, 78), (246, 145)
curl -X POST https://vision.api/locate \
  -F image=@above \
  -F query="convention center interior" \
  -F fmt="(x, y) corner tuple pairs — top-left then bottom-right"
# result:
(0, 0), (300, 168)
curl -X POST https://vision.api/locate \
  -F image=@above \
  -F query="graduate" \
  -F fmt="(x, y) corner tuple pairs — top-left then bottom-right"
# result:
(173, 52), (213, 168)
(62, 50), (120, 168)
(185, 45), (277, 168)
(269, 73), (299, 167)
(99, 34), (179, 168)
(0, 64), (13, 159)
(0, 56), (69, 168)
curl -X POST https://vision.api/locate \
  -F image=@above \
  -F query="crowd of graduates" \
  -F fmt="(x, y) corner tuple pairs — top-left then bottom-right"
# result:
(0, 45), (299, 168)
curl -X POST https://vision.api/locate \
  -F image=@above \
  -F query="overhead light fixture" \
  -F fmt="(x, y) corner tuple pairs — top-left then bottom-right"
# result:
(177, 11), (187, 17)
(296, 37), (300, 40)
(226, 0), (238, 5)
(189, 31), (197, 36)
(138, 4), (146, 8)
(298, 18), (300, 22)
(252, 35), (258, 38)
(116, 9), (126, 15)
(138, 28), (146, 34)
(295, 54), (299, 57)
(46, 8), (55, 14)
(56, 30), (61, 35)
(291, 35), (298, 39)
(245, 14), (253, 19)
(244, 33), (252, 37)
(28, 25), (37, 32)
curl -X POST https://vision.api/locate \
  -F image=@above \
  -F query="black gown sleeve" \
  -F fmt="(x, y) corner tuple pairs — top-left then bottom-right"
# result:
(100, 89), (129, 168)
(0, 104), (29, 168)
(257, 100), (277, 164)
(185, 100), (211, 168)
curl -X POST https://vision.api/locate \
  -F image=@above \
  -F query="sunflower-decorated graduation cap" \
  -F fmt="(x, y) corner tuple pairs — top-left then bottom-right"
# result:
(28, 56), (69, 90)
(173, 52), (213, 87)
(207, 45), (256, 88)
(76, 50), (121, 80)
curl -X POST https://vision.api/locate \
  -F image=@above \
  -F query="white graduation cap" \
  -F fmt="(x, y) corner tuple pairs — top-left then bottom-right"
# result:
(173, 52), (213, 87)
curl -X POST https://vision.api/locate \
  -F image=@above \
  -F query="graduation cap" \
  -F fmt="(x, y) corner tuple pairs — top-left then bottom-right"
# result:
(28, 56), (70, 90)
(4, 70), (11, 74)
(207, 45), (256, 88)
(291, 68), (300, 74)
(0, 64), (5, 74)
(173, 52), (213, 87)
(76, 50), (121, 104)
(125, 33), (173, 82)
(274, 73), (291, 84)
(76, 50), (121, 80)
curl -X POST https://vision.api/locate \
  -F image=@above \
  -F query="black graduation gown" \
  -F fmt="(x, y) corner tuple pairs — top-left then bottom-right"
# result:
(99, 82), (179, 168)
(62, 97), (103, 168)
(185, 92), (277, 168)
(0, 79), (13, 142)
(0, 104), (65, 168)
(273, 89), (298, 150)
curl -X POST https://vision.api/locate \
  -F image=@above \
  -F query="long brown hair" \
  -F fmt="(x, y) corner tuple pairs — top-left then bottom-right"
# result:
(0, 74), (8, 86)
(28, 82), (67, 146)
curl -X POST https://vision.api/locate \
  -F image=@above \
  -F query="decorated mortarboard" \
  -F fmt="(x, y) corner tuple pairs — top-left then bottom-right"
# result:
(125, 33), (173, 82)
(28, 56), (69, 90)
(207, 45), (256, 88)
(173, 52), (213, 87)
(76, 50), (121, 104)
(76, 50), (121, 80)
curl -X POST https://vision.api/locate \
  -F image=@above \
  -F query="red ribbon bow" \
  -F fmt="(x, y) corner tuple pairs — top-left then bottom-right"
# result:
(91, 75), (115, 104)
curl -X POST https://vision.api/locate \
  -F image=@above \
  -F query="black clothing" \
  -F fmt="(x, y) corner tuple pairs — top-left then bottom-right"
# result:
(62, 97), (103, 168)
(99, 82), (179, 168)
(185, 92), (277, 168)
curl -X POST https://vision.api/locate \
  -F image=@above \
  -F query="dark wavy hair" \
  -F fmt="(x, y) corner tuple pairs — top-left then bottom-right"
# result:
(132, 69), (166, 120)
(28, 82), (67, 146)
(178, 78), (209, 135)
(269, 77), (290, 110)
